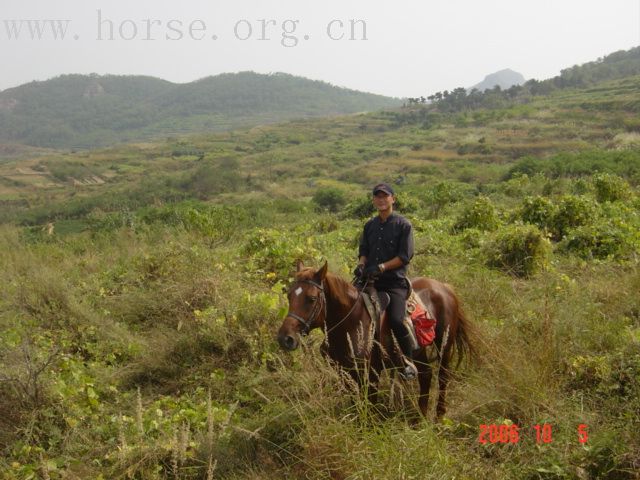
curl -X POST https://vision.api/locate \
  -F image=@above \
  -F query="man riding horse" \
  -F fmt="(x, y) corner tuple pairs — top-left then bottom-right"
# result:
(354, 182), (418, 381)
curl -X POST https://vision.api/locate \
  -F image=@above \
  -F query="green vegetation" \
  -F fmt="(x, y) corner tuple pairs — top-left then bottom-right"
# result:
(420, 47), (640, 113)
(453, 196), (501, 232)
(312, 187), (347, 212)
(0, 72), (400, 149)
(1, 59), (640, 479)
(484, 224), (551, 277)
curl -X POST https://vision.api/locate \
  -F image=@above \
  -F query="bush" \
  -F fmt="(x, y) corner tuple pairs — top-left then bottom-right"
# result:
(136, 202), (248, 242)
(243, 228), (322, 278)
(592, 173), (631, 203)
(453, 196), (500, 232)
(559, 221), (634, 260)
(312, 187), (347, 212)
(550, 195), (597, 240)
(459, 228), (483, 249)
(505, 150), (640, 180)
(393, 192), (420, 214)
(519, 196), (557, 231)
(180, 163), (242, 198)
(484, 224), (551, 277)
(423, 181), (470, 218)
(345, 195), (375, 218)
(572, 178), (591, 195)
(567, 345), (640, 402)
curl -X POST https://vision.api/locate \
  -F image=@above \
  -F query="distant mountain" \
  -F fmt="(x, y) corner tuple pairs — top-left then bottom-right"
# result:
(470, 69), (526, 92)
(0, 72), (401, 149)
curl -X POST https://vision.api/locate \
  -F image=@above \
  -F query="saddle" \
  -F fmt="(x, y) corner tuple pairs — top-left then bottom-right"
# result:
(361, 283), (439, 362)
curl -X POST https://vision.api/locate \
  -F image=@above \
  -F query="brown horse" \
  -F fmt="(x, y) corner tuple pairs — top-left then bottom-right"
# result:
(277, 261), (474, 419)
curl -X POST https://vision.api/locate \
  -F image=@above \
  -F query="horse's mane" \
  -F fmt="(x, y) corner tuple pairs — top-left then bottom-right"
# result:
(296, 267), (358, 310)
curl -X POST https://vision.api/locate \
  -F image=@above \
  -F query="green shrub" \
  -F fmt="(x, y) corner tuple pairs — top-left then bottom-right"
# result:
(459, 228), (483, 249)
(484, 224), (551, 277)
(592, 173), (631, 203)
(180, 163), (242, 198)
(312, 187), (347, 212)
(423, 181), (470, 217)
(453, 196), (500, 232)
(501, 174), (531, 198)
(550, 195), (597, 240)
(520, 196), (557, 231)
(136, 202), (242, 241)
(506, 150), (640, 180)
(243, 228), (322, 278)
(572, 178), (591, 195)
(567, 345), (640, 405)
(86, 208), (135, 232)
(393, 192), (420, 214)
(559, 221), (635, 260)
(345, 195), (375, 218)
(313, 216), (339, 233)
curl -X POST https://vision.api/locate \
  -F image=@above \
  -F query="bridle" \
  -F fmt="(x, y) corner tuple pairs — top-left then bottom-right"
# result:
(285, 276), (369, 336)
(285, 279), (327, 336)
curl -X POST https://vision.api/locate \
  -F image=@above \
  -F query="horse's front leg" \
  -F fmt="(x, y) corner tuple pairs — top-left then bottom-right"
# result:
(365, 362), (382, 405)
(415, 350), (433, 419)
(342, 357), (381, 409)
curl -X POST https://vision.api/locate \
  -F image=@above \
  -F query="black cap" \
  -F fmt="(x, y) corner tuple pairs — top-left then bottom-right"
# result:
(372, 182), (394, 196)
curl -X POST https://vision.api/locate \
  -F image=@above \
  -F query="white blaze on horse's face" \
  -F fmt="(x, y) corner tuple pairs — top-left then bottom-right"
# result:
(294, 287), (303, 296)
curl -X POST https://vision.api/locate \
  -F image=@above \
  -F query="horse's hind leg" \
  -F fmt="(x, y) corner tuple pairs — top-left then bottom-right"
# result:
(435, 356), (450, 419)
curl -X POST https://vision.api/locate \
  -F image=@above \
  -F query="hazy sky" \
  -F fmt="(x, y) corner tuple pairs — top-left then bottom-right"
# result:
(1, 0), (638, 97)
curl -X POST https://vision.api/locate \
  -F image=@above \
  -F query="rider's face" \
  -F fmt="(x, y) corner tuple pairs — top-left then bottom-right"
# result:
(372, 192), (394, 212)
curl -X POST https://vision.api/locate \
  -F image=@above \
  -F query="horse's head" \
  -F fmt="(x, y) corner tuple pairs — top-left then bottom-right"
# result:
(277, 260), (328, 351)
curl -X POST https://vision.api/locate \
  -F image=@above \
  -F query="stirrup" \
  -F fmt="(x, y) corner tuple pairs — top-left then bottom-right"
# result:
(399, 358), (418, 381)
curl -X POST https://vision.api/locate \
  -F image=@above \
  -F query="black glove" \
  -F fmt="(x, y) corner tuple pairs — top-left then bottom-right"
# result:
(353, 264), (365, 278)
(364, 264), (382, 278)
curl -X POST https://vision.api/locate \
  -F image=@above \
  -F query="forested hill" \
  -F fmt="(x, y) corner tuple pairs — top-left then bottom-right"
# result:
(422, 46), (640, 111)
(0, 72), (400, 149)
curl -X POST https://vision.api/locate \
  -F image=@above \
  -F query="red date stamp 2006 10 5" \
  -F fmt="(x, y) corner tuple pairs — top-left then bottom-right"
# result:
(478, 424), (589, 444)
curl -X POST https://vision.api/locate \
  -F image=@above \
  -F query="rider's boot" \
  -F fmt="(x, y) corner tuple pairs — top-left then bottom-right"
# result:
(396, 331), (418, 380)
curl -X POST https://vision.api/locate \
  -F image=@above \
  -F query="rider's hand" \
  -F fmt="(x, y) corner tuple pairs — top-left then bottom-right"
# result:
(364, 264), (382, 278)
(353, 264), (365, 278)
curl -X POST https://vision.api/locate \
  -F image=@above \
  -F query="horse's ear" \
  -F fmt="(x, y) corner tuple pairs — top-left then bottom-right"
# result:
(315, 261), (328, 281)
(296, 259), (304, 272)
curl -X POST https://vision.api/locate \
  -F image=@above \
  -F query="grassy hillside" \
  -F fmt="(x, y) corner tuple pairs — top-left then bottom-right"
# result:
(0, 72), (400, 149)
(0, 74), (639, 479)
(2, 74), (639, 225)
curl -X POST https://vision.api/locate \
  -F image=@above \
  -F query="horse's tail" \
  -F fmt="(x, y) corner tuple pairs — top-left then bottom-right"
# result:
(445, 285), (477, 368)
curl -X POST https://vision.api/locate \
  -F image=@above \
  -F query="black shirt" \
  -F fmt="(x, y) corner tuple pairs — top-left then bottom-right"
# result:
(358, 212), (414, 288)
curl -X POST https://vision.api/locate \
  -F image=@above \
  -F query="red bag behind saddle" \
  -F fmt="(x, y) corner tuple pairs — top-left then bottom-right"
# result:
(411, 302), (436, 347)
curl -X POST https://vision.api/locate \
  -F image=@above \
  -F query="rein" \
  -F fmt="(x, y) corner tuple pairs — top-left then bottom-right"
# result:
(325, 282), (364, 335)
